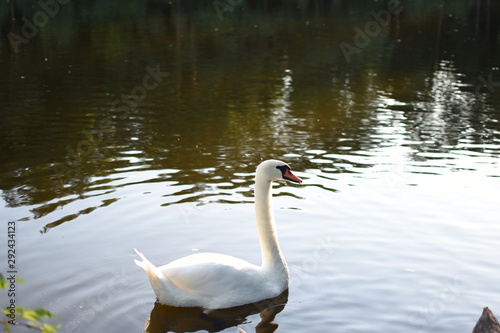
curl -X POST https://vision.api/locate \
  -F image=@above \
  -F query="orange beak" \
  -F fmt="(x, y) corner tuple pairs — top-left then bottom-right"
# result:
(283, 169), (302, 184)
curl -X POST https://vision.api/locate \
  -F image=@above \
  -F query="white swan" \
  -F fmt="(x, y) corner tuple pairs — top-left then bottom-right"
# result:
(134, 159), (302, 309)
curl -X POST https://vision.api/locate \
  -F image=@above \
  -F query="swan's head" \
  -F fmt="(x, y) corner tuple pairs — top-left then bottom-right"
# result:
(256, 159), (302, 184)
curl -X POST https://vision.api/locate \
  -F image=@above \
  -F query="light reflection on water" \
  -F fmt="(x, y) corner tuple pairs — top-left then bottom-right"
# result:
(11, 93), (498, 332)
(7, 96), (500, 332)
(1, 4), (500, 333)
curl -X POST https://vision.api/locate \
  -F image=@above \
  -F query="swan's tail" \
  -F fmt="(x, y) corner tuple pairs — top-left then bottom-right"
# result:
(134, 248), (168, 299)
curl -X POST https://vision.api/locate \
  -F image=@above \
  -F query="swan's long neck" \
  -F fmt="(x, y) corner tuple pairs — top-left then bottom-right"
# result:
(254, 176), (287, 273)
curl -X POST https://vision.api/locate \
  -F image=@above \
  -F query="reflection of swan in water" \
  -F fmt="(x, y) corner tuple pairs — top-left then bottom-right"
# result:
(473, 307), (500, 333)
(142, 289), (288, 333)
(134, 160), (302, 309)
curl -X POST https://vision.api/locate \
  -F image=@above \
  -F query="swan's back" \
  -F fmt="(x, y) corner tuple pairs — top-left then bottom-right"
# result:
(161, 252), (264, 292)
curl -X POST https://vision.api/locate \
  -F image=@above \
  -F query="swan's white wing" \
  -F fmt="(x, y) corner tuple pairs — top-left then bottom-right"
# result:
(160, 253), (265, 295)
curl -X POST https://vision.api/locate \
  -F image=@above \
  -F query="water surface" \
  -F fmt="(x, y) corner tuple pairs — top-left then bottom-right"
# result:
(1, 1), (500, 332)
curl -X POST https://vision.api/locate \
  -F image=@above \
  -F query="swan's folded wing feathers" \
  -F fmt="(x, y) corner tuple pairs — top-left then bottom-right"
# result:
(160, 253), (263, 295)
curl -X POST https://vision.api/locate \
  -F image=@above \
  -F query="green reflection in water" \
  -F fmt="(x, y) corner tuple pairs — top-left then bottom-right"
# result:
(0, 1), (499, 231)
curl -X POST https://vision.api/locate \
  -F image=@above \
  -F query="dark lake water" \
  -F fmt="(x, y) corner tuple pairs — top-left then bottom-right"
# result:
(1, 1), (500, 332)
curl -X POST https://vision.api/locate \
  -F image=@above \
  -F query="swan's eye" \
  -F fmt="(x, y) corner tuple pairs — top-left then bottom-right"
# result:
(276, 165), (290, 176)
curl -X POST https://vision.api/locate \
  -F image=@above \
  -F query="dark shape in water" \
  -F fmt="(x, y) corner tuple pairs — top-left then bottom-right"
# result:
(473, 307), (500, 333)
(142, 289), (288, 333)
